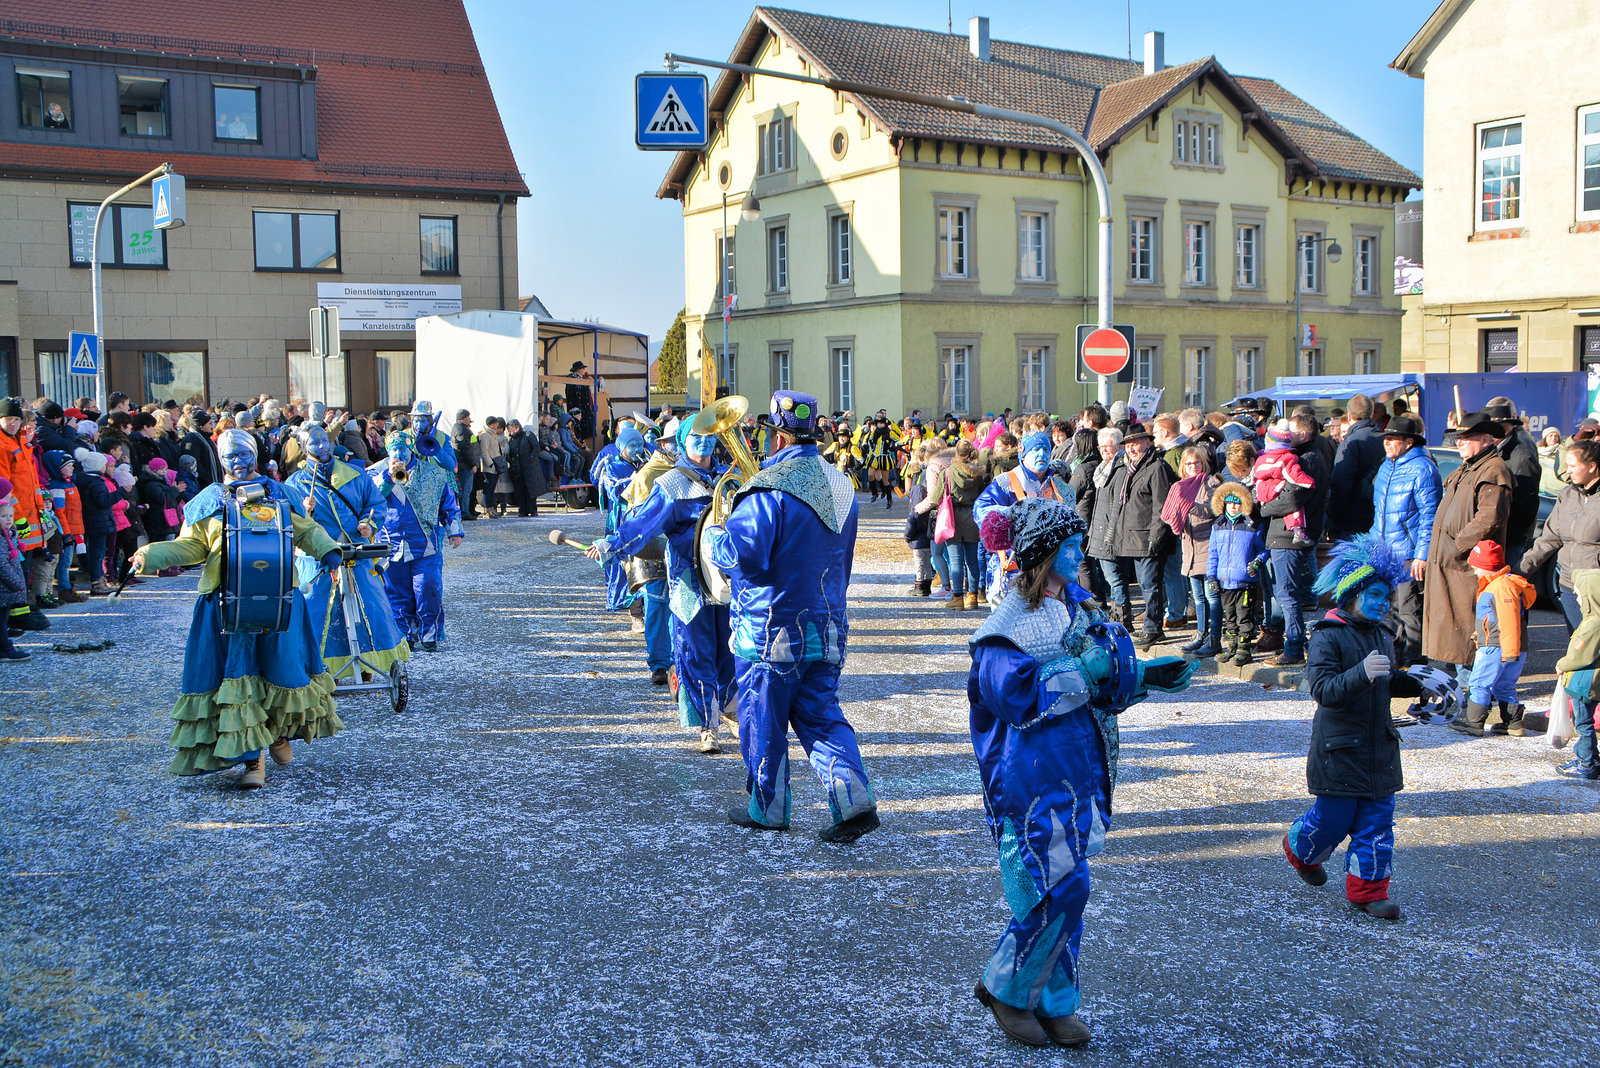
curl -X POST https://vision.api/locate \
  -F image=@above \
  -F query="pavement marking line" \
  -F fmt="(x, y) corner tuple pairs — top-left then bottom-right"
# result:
(876, 794), (984, 813)
(7, 871), (74, 876)
(0, 735), (138, 744)
(771, 866), (994, 881)
(172, 822), (312, 831)
(463, 725), (685, 736)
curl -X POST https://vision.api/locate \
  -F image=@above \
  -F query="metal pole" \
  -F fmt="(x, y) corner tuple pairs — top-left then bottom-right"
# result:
(89, 163), (169, 414)
(720, 192), (729, 401)
(1294, 235), (1303, 381)
(664, 53), (1118, 406)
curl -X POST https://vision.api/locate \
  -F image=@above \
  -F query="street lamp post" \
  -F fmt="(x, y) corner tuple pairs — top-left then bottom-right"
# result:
(88, 162), (172, 413)
(716, 189), (760, 400)
(1294, 233), (1342, 378)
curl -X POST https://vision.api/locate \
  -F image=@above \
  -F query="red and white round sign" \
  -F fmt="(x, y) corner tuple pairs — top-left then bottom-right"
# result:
(1081, 327), (1130, 377)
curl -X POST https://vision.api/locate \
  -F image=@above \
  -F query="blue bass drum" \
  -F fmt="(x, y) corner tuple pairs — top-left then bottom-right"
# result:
(220, 493), (295, 633)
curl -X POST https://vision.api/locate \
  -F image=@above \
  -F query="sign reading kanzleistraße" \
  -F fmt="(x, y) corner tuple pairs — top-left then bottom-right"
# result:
(316, 283), (463, 332)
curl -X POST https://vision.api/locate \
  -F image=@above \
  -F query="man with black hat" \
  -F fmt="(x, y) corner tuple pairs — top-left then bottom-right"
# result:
(1423, 412), (1513, 681)
(451, 408), (480, 520)
(33, 401), (77, 457)
(179, 408), (222, 489)
(1370, 414), (1441, 666)
(1111, 426), (1178, 648)
(702, 389), (879, 843)
(1485, 397), (1541, 571)
(1221, 398), (1262, 444)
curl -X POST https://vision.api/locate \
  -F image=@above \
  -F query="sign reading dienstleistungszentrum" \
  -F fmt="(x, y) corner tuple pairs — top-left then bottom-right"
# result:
(315, 283), (462, 332)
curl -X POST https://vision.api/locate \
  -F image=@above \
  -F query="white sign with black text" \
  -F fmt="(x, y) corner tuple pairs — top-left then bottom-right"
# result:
(315, 283), (462, 333)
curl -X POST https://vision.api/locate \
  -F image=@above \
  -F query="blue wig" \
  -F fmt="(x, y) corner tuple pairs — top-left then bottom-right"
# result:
(1313, 533), (1411, 605)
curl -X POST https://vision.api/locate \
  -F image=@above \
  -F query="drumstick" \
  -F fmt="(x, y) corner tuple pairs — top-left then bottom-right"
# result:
(548, 529), (592, 552)
(104, 559), (136, 607)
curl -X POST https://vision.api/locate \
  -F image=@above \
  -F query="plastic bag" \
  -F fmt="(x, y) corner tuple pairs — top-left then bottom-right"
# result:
(933, 473), (957, 544)
(1549, 678), (1575, 750)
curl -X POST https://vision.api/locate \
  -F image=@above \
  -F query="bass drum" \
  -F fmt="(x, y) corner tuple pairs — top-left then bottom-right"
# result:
(693, 506), (732, 606)
(219, 492), (295, 633)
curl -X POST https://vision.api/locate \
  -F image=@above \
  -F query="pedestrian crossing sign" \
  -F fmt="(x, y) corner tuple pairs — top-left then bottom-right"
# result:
(636, 73), (708, 150)
(68, 331), (100, 374)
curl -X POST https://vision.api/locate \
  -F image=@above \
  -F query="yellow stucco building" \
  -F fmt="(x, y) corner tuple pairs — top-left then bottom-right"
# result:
(658, 9), (1418, 417)
(1393, 0), (1600, 374)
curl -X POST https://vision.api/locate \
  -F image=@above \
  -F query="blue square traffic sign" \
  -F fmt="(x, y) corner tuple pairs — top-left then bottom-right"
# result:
(68, 331), (99, 375)
(636, 73), (709, 150)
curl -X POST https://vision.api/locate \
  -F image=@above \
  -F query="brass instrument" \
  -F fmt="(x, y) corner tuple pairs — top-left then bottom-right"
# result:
(690, 395), (762, 605)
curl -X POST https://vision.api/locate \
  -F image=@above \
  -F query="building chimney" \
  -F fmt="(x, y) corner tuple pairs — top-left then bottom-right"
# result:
(969, 16), (990, 61)
(1144, 30), (1165, 75)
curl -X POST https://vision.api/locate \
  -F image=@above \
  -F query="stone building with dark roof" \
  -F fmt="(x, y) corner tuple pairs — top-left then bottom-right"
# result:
(659, 8), (1417, 416)
(0, 0), (526, 408)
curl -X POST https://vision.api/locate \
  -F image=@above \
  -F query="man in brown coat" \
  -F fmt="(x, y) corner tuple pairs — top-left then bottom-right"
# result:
(1422, 412), (1513, 671)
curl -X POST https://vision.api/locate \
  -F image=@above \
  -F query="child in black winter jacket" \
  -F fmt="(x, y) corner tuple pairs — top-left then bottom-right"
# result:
(1282, 533), (1420, 920)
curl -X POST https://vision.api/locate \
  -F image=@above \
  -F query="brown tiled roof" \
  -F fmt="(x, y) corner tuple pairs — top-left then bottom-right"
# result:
(659, 7), (1417, 196)
(0, 3), (526, 196)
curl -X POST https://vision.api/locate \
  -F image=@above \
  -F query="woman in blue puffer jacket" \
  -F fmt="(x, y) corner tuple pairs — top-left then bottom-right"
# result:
(1369, 416), (1441, 665)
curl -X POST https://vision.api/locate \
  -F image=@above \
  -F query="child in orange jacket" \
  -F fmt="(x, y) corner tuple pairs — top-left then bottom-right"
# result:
(1452, 539), (1537, 737)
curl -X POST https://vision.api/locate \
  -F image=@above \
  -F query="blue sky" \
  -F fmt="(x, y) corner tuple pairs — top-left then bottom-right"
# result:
(470, 0), (1439, 346)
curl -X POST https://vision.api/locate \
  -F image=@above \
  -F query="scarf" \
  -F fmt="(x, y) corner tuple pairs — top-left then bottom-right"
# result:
(1161, 473), (1209, 536)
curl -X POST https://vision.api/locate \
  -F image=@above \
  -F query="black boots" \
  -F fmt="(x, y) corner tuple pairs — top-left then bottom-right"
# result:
(1450, 701), (1491, 737)
(905, 579), (931, 597)
(1490, 701), (1526, 737)
(1219, 627), (1238, 664)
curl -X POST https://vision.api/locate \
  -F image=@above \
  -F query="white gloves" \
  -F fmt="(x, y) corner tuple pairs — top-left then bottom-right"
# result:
(1361, 651), (1392, 681)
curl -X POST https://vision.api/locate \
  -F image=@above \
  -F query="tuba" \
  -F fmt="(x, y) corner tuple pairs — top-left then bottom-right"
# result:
(690, 395), (762, 605)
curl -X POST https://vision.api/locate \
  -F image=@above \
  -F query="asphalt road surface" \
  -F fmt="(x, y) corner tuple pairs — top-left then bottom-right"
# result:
(4, 501), (1597, 1067)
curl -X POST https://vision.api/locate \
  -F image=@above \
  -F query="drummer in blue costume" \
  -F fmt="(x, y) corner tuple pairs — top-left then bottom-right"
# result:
(593, 425), (649, 615)
(967, 497), (1196, 1048)
(131, 429), (344, 790)
(370, 431), (463, 652)
(286, 424), (410, 679)
(973, 430), (1074, 601)
(702, 390), (879, 843)
(588, 419), (735, 753)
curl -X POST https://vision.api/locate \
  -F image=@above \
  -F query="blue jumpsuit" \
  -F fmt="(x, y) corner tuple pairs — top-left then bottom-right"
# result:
(708, 443), (875, 828)
(593, 449), (640, 613)
(973, 468), (1075, 600)
(370, 460), (462, 644)
(285, 459), (410, 678)
(607, 458), (735, 727)
(968, 586), (1128, 1019)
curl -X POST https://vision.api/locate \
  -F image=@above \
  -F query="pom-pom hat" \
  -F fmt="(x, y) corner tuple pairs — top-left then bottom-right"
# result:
(981, 497), (1088, 571)
(1264, 418), (1296, 450)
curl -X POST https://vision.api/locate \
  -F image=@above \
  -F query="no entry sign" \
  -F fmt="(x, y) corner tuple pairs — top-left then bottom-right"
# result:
(1075, 324), (1137, 383)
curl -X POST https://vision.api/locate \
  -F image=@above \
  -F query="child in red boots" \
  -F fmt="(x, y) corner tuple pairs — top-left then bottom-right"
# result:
(1282, 534), (1420, 919)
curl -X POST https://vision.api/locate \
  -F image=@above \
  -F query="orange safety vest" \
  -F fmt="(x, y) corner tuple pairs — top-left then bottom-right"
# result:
(998, 468), (1064, 574)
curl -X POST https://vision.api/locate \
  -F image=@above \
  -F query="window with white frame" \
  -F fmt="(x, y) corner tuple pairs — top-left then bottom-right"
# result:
(1175, 120), (1186, 162)
(1298, 348), (1324, 377)
(941, 345), (971, 414)
(1234, 224), (1258, 288)
(1354, 235), (1376, 295)
(937, 205), (969, 277)
(1134, 346), (1156, 389)
(1019, 211), (1048, 280)
(717, 345), (738, 395)
(1020, 346), (1047, 410)
(757, 115), (794, 175)
(1579, 104), (1600, 219)
(714, 232), (736, 300)
(832, 344), (854, 412)
(829, 213), (852, 284)
(767, 224), (788, 293)
(1129, 217), (1155, 282)
(1183, 345), (1210, 408)
(1477, 120), (1523, 227)
(1190, 123), (1200, 165)
(1205, 123), (1217, 166)
(1234, 345), (1261, 396)
(1184, 221), (1209, 286)
(1355, 347), (1378, 375)
(1298, 232), (1321, 293)
(772, 347), (792, 392)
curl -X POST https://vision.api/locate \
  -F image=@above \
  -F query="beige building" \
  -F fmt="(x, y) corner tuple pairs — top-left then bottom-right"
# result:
(0, 1), (525, 409)
(659, 9), (1417, 418)
(1393, 0), (1600, 373)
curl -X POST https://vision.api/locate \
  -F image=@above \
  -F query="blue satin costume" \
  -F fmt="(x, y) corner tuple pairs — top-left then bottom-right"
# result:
(369, 458), (463, 644)
(607, 457), (735, 727)
(285, 459), (410, 677)
(967, 584), (1128, 1020)
(707, 443), (875, 827)
(593, 446), (640, 612)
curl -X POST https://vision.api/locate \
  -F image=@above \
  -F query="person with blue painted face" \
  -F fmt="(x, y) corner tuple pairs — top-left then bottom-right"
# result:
(370, 430), (464, 652)
(129, 429), (344, 789)
(409, 400), (457, 473)
(287, 424), (409, 681)
(973, 429), (1075, 602)
(1283, 533), (1422, 921)
(588, 420), (735, 751)
(592, 424), (649, 620)
(968, 497), (1196, 1048)
(701, 390), (879, 843)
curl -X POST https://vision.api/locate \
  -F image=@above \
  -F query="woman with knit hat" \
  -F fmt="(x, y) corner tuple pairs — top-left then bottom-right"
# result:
(967, 497), (1196, 1047)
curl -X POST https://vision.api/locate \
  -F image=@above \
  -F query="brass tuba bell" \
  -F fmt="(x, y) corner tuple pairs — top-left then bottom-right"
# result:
(690, 395), (761, 605)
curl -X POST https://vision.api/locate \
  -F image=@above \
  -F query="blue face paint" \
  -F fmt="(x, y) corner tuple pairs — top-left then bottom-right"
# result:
(1051, 534), (1085, 585)
(388, 441), (415, 469)
(685, 432), (717, 460)
(216, 429), (258, 480)
(1023, 445), (1051, 476)
(1350, 582), (1393, 622)
(301, 425), (332, 464)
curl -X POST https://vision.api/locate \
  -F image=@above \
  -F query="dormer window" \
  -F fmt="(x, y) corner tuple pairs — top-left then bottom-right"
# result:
(214, 84), (261, 142)
(17, 68), (72, 130)
(118, 76), (169, 137)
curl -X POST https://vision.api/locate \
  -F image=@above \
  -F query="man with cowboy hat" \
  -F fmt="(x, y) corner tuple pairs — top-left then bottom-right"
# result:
(1370, 413), (1440, 666)
(1484, 398), (1541, 571)
(1423, 412), (1513, 681)
(702, 389), (879, 842)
